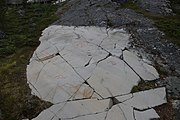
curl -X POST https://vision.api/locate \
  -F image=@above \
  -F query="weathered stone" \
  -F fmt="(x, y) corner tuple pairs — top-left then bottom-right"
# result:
(27, 25), (167, 120)
(116, 87), (167, 110)
(134, 109), (160, 120)
(32, 99), (110, 120)
(87, 56), (140, 98)
(123, 50), (159, 80)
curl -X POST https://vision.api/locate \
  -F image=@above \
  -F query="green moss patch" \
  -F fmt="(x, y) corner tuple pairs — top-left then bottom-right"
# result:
(131, 80), (156, 93)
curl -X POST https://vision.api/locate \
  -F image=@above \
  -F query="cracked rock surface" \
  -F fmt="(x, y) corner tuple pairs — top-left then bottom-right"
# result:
(27, 25), (166, 120)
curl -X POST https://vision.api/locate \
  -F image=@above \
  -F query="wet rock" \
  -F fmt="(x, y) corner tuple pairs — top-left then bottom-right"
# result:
(116, 87), (167, 110)
(134, 0), (173, 15)
(27, 26), (140, 103)
(123, 50), (159, 80)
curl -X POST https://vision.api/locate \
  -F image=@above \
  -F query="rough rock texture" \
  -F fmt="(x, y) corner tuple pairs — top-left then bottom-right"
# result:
(134, 0), (173, 15)
(27, 25), (160, 103)
(27, 25), (166, 120)
(26, 0), (180, 119)
(56, 0), (180, 81)
(158, 76), (180, 97)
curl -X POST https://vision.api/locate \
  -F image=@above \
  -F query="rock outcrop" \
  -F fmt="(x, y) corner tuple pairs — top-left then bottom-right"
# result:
(134, 0), (173, 15)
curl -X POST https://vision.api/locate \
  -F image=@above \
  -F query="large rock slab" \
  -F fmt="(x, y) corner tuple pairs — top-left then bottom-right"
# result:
(123, 50), (159, 80)
(116, 87), (167, 110)
(87, 56), (140, 98)
(31, 88), (166, 120)
(27, 25), (166, 120)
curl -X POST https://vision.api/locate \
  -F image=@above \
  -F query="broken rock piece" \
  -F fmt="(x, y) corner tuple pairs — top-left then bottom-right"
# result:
(116, 87), (167, 110)
(123, 50), (159, 81)
(87, 56), (140, 98)
(32, 99), (110, 120)
(134, 109), (160, 120)
(26, 25), (166, 120)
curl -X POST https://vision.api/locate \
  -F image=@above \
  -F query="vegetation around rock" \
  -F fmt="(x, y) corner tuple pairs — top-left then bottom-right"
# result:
(0, 0), (179, 120)
(0, 3), (58, 120)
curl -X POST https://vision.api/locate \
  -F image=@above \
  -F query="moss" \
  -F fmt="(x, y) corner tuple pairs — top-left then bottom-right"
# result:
(131, 80), (156, 93)
(121, 1), (180, 46)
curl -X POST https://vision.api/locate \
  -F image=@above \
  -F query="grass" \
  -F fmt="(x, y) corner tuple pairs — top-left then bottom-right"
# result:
(0, 3), (58, 120)
(121, 0), (180, 46)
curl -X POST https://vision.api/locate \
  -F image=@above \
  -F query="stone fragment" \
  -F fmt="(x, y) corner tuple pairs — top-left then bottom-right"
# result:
(100, 28), (130, 56)
(32, 99), (110, 120)
(106, 103), (134, 120)
(27, 25), (166, 120)
(116, 87), (167, 110)
(123, 50), (159, 80)
(87, 56), (140, 98)
(134, 109), (160, 120)
(27, 56), (92, 103)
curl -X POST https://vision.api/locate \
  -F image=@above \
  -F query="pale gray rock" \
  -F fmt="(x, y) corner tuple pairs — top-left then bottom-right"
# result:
(32, 99), (110, 120)
(87, 56), (140, 98)
(123, 50), (159, 81)
(27, 25), (166, 120)
(116, 87), (167, 110)
(31, 88), (166, 120)
(134, 109), (160, 120)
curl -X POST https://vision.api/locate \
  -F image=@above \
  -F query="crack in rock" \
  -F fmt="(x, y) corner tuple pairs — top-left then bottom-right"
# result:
(26, 25), (166, 120)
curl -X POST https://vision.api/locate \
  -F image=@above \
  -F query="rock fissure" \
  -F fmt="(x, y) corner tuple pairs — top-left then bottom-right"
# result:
(27, 25), (166, 120)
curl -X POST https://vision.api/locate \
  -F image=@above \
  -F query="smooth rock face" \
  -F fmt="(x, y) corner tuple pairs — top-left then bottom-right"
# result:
(116, 87), (167, 110)
(123, 50), (159, 80)
(31, 88), (166, 120)
(27, 25), (166, 120)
